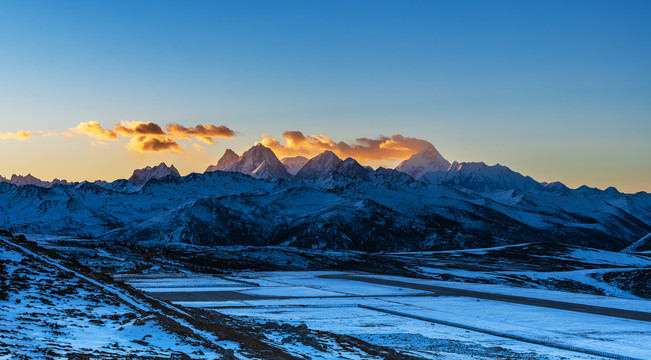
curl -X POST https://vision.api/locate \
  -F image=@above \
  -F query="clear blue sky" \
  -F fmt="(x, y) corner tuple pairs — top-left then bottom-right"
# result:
(0, 0), (650, 192)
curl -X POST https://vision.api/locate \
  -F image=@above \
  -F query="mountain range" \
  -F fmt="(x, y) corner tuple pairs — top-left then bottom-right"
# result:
(1, 144), (649, 252)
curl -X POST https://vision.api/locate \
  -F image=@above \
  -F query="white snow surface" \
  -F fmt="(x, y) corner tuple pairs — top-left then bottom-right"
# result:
(295, 150), (343, 179)
(395, 145), (451, 179)
(146, 271), (650, 360)
(0, 237), (230, 359)
(281, 156), (309, 175)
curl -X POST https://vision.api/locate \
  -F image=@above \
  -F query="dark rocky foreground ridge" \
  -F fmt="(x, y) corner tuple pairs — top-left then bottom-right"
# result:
(0, 144), (650, 252)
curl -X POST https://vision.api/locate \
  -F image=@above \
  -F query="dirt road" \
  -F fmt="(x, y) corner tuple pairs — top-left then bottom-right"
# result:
(321, 274), (651, 323)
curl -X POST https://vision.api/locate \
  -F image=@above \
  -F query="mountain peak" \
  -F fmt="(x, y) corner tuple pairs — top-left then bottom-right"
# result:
(0, 173), (73, 188)
(206, 148), (239, 172)
(395, 145), (451, 179)
(223, 148), (238, 157)
(543, 181), (570, 193)
(296, 150), (343, 179)
(334, 157), (372, 180)
(128, 162), (181, 185)
(7, 173), (52, 187)
(224, 144), (289, 179)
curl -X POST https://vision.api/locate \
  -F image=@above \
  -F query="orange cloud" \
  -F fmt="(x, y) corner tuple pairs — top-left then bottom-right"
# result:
(166, 123), (236, 144)
(0, 130), (34, 140)
(69, 121), (118, 140)
(61, 121), (235, 152)
(90, 141), (109, 147)
(3, 121), (235, 153)
(114, 121), (166, 136)
(0, 130), (58, 140)
(127, 135), (183, 153)
(259, 131), (434, 162)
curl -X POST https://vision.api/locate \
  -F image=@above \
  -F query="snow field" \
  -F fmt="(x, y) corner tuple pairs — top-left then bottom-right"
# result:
(204, 271), (650, 360)
(370, 273), (651, 311)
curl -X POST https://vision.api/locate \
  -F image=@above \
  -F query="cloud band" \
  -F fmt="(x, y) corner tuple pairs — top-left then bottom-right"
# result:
(62, 121), (236, 153)
(259, 131), (434, 162)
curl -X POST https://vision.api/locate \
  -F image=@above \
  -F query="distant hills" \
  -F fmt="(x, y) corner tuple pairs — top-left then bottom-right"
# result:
(1, 144), (649, 252)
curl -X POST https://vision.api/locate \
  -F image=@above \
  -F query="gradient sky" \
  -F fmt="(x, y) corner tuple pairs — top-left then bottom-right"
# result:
(0, 0), (649, 192)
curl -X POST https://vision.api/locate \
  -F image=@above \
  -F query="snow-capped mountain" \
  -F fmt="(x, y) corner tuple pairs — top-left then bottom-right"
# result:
(395, 145), (451, 179)
(296, 151), (343, 179)
(281, 156), (309, 175)
(1, 145), (649, 253)
(421, 161), (541, 192)
(127, 163), (180, 185)
(205, 149), (239, 172)
(224, 144), (290, 179)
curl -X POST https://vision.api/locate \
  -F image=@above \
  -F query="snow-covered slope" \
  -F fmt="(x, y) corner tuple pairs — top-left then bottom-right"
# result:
(281, 156), (309, 175)
(542, 181), (571, 194)
(622, 232), (651, 253)
(373, 167), (414, 184)
(335, 158), (372, 180)
(127, 163), (180, 185)
(395, 145), (451, 179)
(296, 151), (343, 179)
(421, 161), (542, 192)
(205, 149), (239, 172)
(112, 197), (273, 246)
(0, 236), (227, 359)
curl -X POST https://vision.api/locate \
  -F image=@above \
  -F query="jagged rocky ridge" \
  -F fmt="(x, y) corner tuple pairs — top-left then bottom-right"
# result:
(0, 162), (181, 188)
(1, 144), (650, 252)
(128, 163), (180, 185)
(205, 149), (239, 172)
(0, 174), (75, 188)
(222, 144), (291, 179)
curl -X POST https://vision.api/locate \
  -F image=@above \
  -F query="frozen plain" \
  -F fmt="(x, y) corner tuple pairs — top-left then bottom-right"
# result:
(128, 271), (651, 360)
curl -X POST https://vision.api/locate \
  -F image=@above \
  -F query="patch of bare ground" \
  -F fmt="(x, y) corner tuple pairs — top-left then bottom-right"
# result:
(591, 269), (651, 299)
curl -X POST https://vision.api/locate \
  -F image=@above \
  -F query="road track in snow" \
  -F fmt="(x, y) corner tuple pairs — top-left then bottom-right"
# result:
(322, 274), (651, 322)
